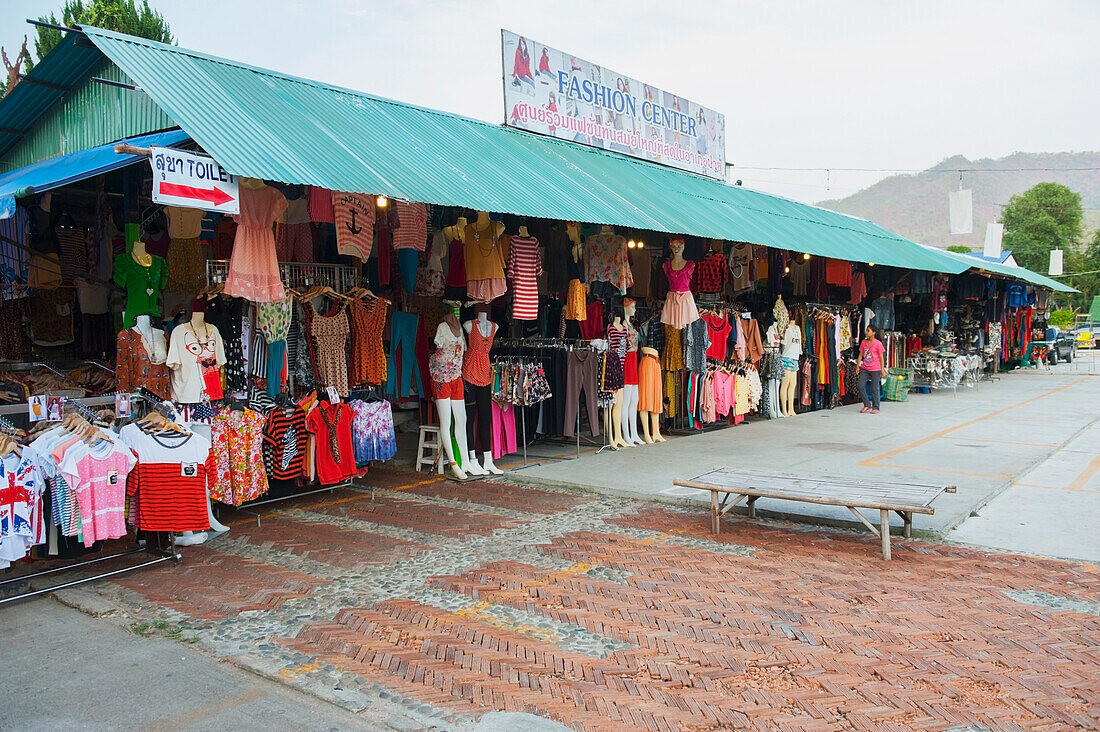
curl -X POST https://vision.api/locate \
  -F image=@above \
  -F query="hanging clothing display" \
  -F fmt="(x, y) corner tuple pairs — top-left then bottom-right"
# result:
(584, 230), (633, 294)
(349, 399), (397, 465)
(210, 408), (269, 506)
(116, 327), (171, 399)
(119, 424), (211, 533)
(311, 302), (351, 397)
(507, 235), (543, 320)
(166, 321), (227, 402)
(332, 191), (376, 261)
(113, 251), (168, 328)
(692, 251), (728, 294)
(307, 401), (358, 485)
(225, 184), (287, 302)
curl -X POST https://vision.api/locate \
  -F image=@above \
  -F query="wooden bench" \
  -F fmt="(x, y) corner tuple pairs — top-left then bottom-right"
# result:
(673, 467), (957, 560)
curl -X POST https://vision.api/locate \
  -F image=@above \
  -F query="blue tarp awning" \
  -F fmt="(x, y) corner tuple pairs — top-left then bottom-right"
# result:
(0, 129), (189, 219)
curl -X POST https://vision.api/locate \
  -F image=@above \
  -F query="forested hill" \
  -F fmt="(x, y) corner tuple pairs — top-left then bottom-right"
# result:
(818, 152), (1100, 249)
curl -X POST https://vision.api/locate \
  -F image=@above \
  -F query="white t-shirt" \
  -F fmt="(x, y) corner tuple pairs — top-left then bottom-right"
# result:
(781, 324), (803, 359)
(119, 423), (211, 464)
(166, 322), (226, 403)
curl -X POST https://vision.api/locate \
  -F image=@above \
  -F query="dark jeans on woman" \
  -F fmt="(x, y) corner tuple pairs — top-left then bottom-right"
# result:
(859, 368), (881, 410)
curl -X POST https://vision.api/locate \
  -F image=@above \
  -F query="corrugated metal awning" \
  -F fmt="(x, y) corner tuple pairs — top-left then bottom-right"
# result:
(0, 129), (190, 219)
(80, 26), (968, 274)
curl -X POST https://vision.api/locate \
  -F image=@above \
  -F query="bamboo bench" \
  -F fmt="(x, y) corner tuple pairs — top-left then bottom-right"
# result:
(673, 467), (957, 560)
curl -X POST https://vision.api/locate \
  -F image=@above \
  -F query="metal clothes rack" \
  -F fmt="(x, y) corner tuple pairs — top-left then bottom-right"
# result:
(205, 260), (359, 292)
(0, 389), (182, 606)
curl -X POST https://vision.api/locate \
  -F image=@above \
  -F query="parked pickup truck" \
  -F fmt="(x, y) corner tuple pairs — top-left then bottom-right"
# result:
(1034, 326), (1077, 364)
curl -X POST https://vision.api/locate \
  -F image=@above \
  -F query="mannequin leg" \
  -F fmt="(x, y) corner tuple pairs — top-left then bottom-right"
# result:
(640, 409), (654, 443)
(174, 530), (208, 546)
(435, 399), (468, 479)
(611, 390), (630, 447)
(650, 412), (666, 442)
(780, 370), (797, 417)
(622, 385), (644, 445)
(207, 490), (230, 533)
(452, 398), (484, 476)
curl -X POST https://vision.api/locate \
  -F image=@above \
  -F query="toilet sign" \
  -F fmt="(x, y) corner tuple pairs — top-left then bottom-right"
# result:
(149, 146), (239, 214)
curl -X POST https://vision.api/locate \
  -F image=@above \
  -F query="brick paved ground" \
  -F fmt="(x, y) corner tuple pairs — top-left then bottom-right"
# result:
(84, 467), (1100, 730)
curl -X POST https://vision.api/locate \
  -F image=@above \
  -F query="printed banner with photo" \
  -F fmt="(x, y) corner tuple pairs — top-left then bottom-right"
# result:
(502, 29), (726, 180)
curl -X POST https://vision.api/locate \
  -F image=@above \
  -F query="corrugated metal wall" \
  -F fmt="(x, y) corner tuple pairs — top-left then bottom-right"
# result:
(0, 60), (175, 173)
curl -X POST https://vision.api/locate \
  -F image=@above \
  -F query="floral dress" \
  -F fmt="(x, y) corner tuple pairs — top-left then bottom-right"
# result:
(210, 408), (269, 506)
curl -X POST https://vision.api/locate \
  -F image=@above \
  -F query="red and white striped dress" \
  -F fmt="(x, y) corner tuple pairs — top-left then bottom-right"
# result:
(506, 236), (543, 320)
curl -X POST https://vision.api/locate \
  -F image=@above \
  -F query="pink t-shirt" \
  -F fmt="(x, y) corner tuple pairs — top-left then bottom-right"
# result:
(859, 338), (886, 372)
(59, 442), (136, 548)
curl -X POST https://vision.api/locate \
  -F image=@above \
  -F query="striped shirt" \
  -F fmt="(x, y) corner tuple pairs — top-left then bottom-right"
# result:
(118, 424), (212, 532)
(391, 202), (428, 251)
(263, 407), (308, 480)
(506, 236), (543, 320)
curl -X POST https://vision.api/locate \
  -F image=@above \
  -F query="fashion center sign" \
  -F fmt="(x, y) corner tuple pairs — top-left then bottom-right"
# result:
(502, 29), (726, 180)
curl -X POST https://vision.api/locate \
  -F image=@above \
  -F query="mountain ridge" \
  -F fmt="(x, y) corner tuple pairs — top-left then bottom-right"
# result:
(817, 151), (1100, 250)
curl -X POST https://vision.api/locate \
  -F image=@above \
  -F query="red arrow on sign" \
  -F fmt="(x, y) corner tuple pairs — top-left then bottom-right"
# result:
(159, 182), (235, 206)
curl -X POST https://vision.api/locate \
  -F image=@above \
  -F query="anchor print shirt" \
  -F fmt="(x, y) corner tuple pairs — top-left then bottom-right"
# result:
(332, 191), (376, 260)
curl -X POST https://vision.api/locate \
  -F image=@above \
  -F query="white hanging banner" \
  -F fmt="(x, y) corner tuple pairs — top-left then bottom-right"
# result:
(949, 189), (973, 235)
(983, 222), (1004, 259)
(1049, 249), (1064, 276)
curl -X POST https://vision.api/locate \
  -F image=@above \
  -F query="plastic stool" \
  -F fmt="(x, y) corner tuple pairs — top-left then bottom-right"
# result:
(415, 424), (447, 474)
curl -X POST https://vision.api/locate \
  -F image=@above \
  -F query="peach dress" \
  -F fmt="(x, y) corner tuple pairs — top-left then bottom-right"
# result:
(225, 185), (287, 302)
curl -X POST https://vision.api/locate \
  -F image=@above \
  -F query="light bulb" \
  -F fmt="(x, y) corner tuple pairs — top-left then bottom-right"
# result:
(868, 262), (875, 267)
(784, 266), (790, 274)
(627, 240), (636, 248)
(803, 253), (810, 260)
(637, 241), (645, 248)
(376, 195), (388, 207)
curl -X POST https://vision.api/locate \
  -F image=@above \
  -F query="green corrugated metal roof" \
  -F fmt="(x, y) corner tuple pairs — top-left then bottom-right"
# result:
(1089, 296), (1100, 321)
(80, 26), (966, 274)
(0, 32), (105, 159)
(940, 249), (1077, 293)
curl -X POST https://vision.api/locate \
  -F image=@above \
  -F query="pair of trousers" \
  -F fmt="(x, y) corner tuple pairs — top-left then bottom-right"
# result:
(266, 339), (287, 397)
(385, 311), (423, 398)
(859, 368), (881, 409)
(491, 401), (517, 460)
(464, 381), (492, 452)
(563, 351), (600, 437)
(397, 248), (419, 294)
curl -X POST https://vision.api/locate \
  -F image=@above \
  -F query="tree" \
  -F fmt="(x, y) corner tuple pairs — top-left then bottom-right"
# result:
(946, 245), (972, 254)
(1000, 182), (1084, 274)
(2, 0), (172, 97)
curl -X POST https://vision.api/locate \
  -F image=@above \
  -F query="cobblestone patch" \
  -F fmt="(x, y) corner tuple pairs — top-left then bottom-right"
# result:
(85, 471), (1100, 731)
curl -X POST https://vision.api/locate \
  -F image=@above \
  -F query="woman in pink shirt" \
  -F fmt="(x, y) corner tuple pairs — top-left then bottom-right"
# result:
(858, 326), (886, 414)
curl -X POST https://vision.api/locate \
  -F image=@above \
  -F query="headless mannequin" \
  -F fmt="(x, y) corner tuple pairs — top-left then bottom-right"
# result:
(517, 225), (530, 238)
(131, 239), (152, 268)
(566, 222), (582, 263)
(464, 312), (502, 475)
(620, 302), (644, 445)
(606, 315), (631, 448)
(443, 216), (468, 243)
(638, 347), (665, 443)
(472, 210), (506, 240)
(132, 314), (167, 365)
(434, 308), (476, 479)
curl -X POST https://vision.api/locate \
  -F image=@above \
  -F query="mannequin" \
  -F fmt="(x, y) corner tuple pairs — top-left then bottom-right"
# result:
(444, 216), (468, 243)
(780, 323), (802, 417)
(566, 222), (582, 262)
(471, 210), (506, 240)
(518, 225), (530, 238)
(620, 299), (644, 445)
(429, 304), (479, 479)
(462, 309), (501, 474)
(166, 298), (226, 404)
(463, 212), (508, 303)
(605, 314), (631, 448)
(660, 237), (700, 328)
(131, 239), (152, 267)
(638, 346), (665, 443)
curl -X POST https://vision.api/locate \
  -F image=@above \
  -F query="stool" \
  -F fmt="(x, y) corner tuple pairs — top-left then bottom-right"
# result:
(415, 424), (447, 474)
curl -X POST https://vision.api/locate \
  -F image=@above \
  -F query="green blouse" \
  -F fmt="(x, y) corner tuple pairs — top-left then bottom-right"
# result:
(113, 252), (168, 328)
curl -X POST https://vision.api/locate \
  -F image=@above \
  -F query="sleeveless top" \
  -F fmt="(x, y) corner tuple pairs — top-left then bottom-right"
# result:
(429, 323), (465, 384)
(461, 321), (496, 387)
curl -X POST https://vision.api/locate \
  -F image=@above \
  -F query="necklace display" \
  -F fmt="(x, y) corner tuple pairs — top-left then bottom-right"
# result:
(188, 321), (212, 344)
(133, 251), (156, 295)
(473, 223), (497, 257)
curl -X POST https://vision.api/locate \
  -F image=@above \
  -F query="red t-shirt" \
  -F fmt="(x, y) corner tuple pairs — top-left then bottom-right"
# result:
(307, 403), (357, 485)
(859, 339), (886, 372)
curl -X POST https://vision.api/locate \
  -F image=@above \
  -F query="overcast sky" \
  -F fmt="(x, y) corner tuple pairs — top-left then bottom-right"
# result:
(4, 0), (1098, 203)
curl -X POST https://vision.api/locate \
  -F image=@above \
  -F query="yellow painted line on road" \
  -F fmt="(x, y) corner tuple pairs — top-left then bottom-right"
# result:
(1012, 481), (1100, 495)
(859, 377), (1089, 468)
(949, 437), (1060, 449)
(1067, 453), (1100, 492)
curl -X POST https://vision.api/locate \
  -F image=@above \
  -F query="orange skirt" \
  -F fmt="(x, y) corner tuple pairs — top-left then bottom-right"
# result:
(638, 353), (662, 413)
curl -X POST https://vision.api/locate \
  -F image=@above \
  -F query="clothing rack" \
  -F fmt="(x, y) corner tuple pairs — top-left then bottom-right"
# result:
(205, 260), (359, 292)
(0, 389), (182, 607)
